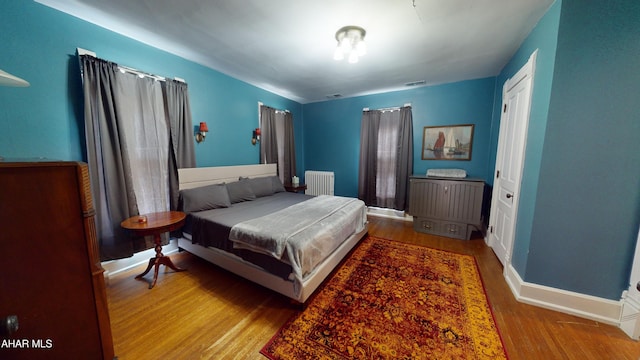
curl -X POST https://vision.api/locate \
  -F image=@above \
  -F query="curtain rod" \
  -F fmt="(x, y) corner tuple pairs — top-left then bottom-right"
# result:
(258, 101), (289, 113)
(76, 47), (185, 83)
(363, 103), (411, 112)
(117, 64), (167, 82)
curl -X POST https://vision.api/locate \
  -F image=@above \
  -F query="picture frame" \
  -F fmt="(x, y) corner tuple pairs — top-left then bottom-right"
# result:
(422, 124), (474, 160)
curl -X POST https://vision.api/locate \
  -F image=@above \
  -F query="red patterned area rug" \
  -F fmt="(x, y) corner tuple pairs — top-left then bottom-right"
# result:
(261, 236), (507, 359)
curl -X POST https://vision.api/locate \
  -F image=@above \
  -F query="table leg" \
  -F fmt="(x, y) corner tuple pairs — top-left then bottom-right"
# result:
(135, 258), (157, 279)
(135, 233), (186, 289)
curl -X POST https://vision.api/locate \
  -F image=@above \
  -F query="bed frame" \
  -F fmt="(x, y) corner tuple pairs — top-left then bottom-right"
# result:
(177, 164), (368, 303)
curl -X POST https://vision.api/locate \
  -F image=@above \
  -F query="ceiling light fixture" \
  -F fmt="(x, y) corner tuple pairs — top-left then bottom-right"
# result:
(333, 26), (366, 64)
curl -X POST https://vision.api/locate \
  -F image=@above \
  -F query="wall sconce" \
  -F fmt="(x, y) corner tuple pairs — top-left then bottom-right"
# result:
(252, 128), (261, 145)
(195, 121), (208, 143)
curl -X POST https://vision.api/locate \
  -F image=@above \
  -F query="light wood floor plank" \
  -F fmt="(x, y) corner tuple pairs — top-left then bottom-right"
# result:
(107, 216), (640, 359)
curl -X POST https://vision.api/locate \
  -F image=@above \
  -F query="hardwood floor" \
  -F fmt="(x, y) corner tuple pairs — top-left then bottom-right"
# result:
(107, 216), (640, 359)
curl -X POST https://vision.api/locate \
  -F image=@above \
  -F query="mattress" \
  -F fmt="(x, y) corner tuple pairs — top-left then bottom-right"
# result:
(183, 191), (367, 282)
(183, 192), (311, 279)
(230, 195), (367, 282)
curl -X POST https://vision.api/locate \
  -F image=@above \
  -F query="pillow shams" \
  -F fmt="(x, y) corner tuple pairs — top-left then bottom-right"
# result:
(227, 179), (256, 203)
(237, 175), (286, 197)
(179, 183), (231, 212)
(271, 176), (286, 193)
(246, 176), (274, 197)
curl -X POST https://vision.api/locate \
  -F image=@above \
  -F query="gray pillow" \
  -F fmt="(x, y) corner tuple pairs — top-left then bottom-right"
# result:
(247, 176), (275, 197)
(226, 179), (256, 203)
(270, 176), (286, 193)
(179, 184), (231, 212)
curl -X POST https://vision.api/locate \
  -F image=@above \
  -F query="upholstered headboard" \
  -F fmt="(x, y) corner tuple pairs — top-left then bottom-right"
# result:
(178, 164), (277, 190)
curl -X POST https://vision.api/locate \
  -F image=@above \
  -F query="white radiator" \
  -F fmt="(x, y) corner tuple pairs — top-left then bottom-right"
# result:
(304, 170), (334, 196)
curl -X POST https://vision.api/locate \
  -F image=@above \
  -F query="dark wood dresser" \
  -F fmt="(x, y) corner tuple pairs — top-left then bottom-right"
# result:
(0, 161), (114, 359)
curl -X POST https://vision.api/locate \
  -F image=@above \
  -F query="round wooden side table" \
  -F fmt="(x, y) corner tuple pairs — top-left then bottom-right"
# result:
(121, 211), (186, 289)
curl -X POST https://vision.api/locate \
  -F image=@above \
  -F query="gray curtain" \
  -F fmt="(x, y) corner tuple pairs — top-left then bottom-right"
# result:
(282, 111), (297, 183)
(259, 105), (278, 164)
(82, 56), (195, 260)
(357, 106), (413, 211)
(163, 80), (196, 212)
(395, 106), (414, 210)
(358, 110), (380, 205)
(81, 55), (139, 260)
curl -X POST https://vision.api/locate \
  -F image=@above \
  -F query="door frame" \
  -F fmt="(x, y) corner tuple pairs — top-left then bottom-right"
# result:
(621, 227), (640, 339)
(487, 50), (537, 267)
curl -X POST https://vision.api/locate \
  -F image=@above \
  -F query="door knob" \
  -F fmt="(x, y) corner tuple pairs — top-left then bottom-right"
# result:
(1, 315), (19, 337)
(506, 193), (513, 199)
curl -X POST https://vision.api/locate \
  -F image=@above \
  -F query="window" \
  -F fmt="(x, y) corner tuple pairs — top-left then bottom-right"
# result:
(358, 106), (413, 211)
(259, 103), (297, 185)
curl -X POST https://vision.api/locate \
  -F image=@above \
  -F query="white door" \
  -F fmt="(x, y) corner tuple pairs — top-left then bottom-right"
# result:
(488, 50), (537, 266)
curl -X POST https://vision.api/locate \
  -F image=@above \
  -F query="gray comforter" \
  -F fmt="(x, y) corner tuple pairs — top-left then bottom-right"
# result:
(229, 195), (367, 281)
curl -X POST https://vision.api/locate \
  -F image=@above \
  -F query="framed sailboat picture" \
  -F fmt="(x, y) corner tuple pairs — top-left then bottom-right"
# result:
(422, 124), (474, 160)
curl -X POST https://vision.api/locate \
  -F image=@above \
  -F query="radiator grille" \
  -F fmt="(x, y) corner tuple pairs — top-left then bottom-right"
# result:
(304, 170), (334, 196)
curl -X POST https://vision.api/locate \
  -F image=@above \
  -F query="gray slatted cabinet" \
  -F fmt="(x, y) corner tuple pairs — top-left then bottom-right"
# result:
(408, 176), (485, 240)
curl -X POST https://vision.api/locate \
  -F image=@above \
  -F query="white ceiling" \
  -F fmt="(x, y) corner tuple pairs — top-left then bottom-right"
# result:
(37, 0), (553, 104)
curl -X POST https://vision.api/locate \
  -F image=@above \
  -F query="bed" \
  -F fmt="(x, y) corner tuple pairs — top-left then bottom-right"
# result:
(177, 164), (368, 303)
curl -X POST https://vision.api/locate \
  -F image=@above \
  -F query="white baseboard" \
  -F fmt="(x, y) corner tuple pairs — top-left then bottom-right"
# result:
(504, 263), (622, 326)
(101, 240), (179, 277)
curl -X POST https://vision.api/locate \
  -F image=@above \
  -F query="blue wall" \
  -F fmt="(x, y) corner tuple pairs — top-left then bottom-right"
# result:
(491, 1), (561, 282)
(492, 0), (640, 300)
(303, 78), (496, 197)
(0, 1), (304, 173)
(525, 0), (640, 299)
(3, 0), (638, 302)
